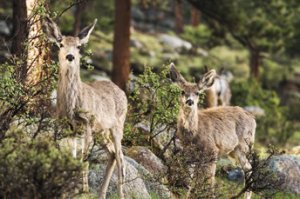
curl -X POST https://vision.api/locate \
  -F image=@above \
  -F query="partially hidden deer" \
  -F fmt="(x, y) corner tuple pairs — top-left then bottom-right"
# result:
(44, 17), (127, 199)
(170, 63), (256, 199)
(204, 66), (233, 108)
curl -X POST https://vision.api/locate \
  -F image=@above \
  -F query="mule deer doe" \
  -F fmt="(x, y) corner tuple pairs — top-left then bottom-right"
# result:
(204, 66), (233, 108)
(170, 63), (256, 199)
(44, 17), (127, 199)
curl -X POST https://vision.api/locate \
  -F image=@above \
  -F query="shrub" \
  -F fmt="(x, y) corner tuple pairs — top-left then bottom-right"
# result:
(181, 24), (212, 47)
(0, 49), (82, 199)
(124, 65), (180, 148)
(0, 130), (82, 198)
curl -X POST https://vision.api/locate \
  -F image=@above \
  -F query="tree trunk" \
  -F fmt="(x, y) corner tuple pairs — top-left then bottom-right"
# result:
(190, 6), (200, 26)
(26, 0), (49, 86)
(112, 0), (131, 91)
(11, 0), (28, 81)
(12, 0), (27, 57)
(175, 0), (184, 33)
(73, 0), (88, 36)
(249, 49), (260, 78)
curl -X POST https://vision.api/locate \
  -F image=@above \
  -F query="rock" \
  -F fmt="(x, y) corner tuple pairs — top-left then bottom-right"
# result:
(89, 154), (151, 199)
(126, 157), (173, 199)
(244, 106), (265, 117)
(196, 47), (209, 57)
(159, 34), (192, 52)
(126, 146), (166, 175)
(131, 38), (144, 49)
(0, 21), (10, 36)
(161, 52), (180, 61)
(227, 168), (244, 183)
(126, 146), (173, 198)
(269, 155), (300, 195)
(89, 148), (173, 199)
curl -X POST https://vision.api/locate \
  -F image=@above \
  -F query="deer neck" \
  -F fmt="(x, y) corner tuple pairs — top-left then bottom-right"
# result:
(179, 106), (199, 133)
(57, 60), (82, 118)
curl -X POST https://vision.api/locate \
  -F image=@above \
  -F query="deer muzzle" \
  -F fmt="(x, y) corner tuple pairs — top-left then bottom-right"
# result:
(66, 54), (75, 62)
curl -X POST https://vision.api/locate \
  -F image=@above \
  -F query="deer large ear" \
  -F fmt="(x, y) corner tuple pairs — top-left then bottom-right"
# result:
(78, 19), (97, 45)
(43, 16), (62, 45)
(198, 69), (216, 90)
(170, 63), (186, 86)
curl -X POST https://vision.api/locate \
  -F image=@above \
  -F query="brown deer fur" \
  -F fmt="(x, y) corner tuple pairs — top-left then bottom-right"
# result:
(44, 17), (127, 199)
(170, 63), (255, 199)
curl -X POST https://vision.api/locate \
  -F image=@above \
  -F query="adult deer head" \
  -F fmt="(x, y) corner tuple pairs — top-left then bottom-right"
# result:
(170, 63), (216, 108)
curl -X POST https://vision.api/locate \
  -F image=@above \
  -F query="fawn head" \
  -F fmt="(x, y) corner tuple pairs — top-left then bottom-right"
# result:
(44, 17), (97, 70)
(170, 63), (216, 109)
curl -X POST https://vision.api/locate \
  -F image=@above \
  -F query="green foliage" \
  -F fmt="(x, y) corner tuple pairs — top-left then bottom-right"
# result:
(189, 0), (296, 54)
(0, 130), (82, 198)
(124, 65), (181, 146)
(0, 63), (25, 107)
(231, 80), (295, 145)
(0, 21), (82, 197)
(181, 24), (212, 47)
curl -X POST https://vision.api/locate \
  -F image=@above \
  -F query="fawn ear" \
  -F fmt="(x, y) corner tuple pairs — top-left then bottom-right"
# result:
(170, 63), (186, 86)
(43, 16), (62, 45)
(78, 19), (97, 45)
(198, 69), (216, 90)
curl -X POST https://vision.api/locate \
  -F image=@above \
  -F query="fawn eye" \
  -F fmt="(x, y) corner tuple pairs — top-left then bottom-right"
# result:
(181, 91), (185, 95)
(59, 43), (64, 48)
(196, 91), (200, 96)
(77, 45), (81, 49)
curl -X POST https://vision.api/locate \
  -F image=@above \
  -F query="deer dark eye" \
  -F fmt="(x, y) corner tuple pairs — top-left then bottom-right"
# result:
(181, 91), (185, 95)
(77, 45), (81, 49)
(59, 43), (64, 48)
(196, 91), (200, 96)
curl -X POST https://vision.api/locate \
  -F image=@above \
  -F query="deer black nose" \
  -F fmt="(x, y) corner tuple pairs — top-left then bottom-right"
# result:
(66, 54), (74, 62)
(186, 99), (194, 106)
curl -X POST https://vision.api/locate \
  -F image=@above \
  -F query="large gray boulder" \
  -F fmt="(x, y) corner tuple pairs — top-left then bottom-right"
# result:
(89, 147), (173, 199)
(126, 146), (173, 199)
(126, 146), (166, 174)
(269, 155), (300, 195)
(159, 34), (192, 52)
(89, 155), (151, 199)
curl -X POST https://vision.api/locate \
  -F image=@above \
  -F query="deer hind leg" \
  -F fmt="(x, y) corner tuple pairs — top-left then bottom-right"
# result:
(111, 126), (125, 199)
(99, 145), (116, 199)
(81, 124), (94, 192)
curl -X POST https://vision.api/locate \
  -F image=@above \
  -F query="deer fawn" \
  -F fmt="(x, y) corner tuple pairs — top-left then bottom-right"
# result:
(44, 17), (127, 199)
(170, 63), (256, 199)
(204, 66), (233, 108)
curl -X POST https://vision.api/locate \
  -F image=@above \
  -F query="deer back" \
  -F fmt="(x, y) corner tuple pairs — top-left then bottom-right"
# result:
(196, 106), (255, 155)
(80, 80), (127, 130)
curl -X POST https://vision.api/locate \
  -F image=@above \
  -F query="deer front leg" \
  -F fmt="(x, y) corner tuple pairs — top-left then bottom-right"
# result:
(231, 149), (252, 199)
(81, 124), (93, 192)
(241, 158), (252, 199)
